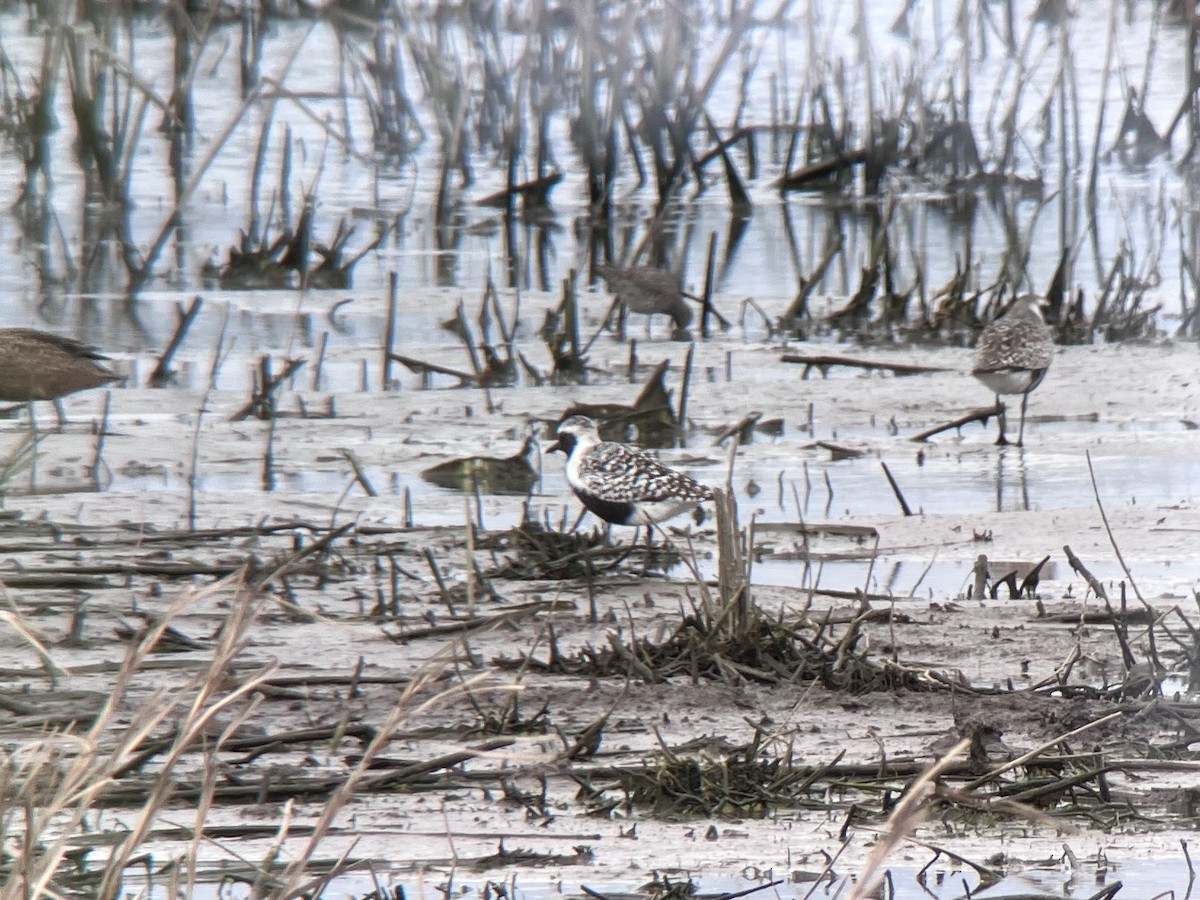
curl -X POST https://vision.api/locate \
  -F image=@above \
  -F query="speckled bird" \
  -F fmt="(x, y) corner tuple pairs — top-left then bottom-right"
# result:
(594, 263), (693, 336)
(548, 415), (712, 526)
(0, 328), (120, 426)
(971, 296), (1054, 446)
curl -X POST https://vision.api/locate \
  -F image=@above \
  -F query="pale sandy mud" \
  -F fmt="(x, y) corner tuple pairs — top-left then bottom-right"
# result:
(1, 288), (1199, 896)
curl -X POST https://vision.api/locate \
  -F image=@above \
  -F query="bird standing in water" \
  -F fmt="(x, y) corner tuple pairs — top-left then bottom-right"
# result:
(0, 328), (120, 428)
(971, 296), (1054, 447)
(594, 263), (693, 339)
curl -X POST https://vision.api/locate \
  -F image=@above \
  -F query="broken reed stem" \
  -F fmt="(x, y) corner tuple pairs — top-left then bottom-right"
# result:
(149, 295), (203, 387)
(313, 331), (328, 391)
(677, 342), (694, 446)
(1085, 449), (1148, 607)
(188, 311), (229, 531)
(564, 272), (580, 360)
(972, 554), (988, 601)
(230, 357), (306, 421)
(701, 231), (718, 338)
(424, 548), (454, 613)
(261, 400), (277, 492)
(338, 448), (378, 497)
(712, 487), (748, 637)
(90, 390), (111, 490)
(465, 491), (476, 618)
(383, 271), (399, 390)
(879, 461), (912, 516)
(456, 301), (482, 377)
(1084, 0), (1118, 211)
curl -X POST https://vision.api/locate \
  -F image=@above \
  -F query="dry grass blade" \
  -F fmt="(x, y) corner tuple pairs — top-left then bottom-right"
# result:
(845, 737), (971, 900)
(0, 608), (69, 680)
(1, 569), (265, 896)
(273, 669), (518, 898)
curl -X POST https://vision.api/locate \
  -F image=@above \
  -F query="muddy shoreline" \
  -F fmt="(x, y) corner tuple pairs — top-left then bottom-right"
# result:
(1, 288), (1199, 896)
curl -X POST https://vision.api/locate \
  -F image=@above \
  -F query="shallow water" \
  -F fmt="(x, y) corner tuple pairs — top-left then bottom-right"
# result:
(0, 1), (1193, 339)
(128, 857), (1199, 900)
(2, 3), (1199, 896)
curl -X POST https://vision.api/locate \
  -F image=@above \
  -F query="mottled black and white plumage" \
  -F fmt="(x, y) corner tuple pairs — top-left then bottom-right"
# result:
(548, 415), (713, 526)
(972, 296), (1054, 446)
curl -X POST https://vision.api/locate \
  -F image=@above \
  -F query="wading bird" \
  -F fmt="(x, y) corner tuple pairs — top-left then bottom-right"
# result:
(0, 328), (120, 428)
(971, 296), (1054, 447)
(594, 263), (693, 339)
(548, 415), (712, 528)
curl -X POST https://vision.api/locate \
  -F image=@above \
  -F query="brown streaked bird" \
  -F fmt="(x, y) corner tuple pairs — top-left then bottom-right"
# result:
(594, 263), (693, 338)
(0, 328), (120, 427)
(971, 296), (1054, 447)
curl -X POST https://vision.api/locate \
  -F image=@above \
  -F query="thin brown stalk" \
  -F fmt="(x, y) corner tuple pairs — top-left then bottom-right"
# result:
(845, 738), (971, 900)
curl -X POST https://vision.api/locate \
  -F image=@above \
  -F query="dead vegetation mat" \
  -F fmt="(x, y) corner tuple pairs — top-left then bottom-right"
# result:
(2, 511), (1200, 893)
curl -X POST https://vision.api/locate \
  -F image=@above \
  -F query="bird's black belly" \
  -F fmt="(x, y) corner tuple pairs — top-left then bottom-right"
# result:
(576, 491), (637, 526)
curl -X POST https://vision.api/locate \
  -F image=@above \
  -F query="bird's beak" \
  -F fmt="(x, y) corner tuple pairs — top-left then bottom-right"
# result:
(546, 438), (563, 454)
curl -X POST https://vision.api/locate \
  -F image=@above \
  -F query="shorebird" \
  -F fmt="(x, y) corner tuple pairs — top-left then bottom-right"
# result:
(547, 415), (713, 528)
(971, 296), (1054, 447)
(594, 263), (693, 338)
(0, 328), (120, 427)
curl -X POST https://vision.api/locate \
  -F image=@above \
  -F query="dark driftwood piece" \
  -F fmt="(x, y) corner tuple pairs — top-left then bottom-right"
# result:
(781, 354), (949, 378)
(387, 601), (566, 643)
(114, 724), (379, 777)
(390, 352), (474, 384)
(783, 234), (844, 323)
(559, 358), (677, 447)
(476, 172), (563, 208)
(775, 147), (869, 190)
(910, 403), (1004, 442)
(1032, 607), (1157, 625)
(815, 441), (865, 460)
(1063, 544), (1109, 601)
(711, 411), (761, 446)
(1019, 555), (1052, 597)
(880, 461), (912, 516)
(100, 738), (518, 807)
(358, 738), (515, 789)
(149, 297), (203, 387)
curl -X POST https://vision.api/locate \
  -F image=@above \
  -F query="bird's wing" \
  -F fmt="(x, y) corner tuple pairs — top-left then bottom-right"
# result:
(973, 320), (1053, 373)
(577, 443), (712, 502)
(2, 329), (110, 362)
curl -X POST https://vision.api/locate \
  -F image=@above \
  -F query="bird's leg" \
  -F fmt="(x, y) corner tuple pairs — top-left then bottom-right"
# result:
(599, 297), (621, 334)
(1016, 392), (1030, 447)
(616, 303), (628, 342)
(638, 524), (655, 577)
(53, 399), (69, 431)
(994, 395), (1008, 446)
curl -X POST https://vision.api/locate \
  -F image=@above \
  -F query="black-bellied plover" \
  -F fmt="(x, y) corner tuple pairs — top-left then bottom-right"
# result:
(971, 296), (1054, 447)
(594, 263), (693, 337)
(547, 415), (712, 527)
(0, 328), (120, 427)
